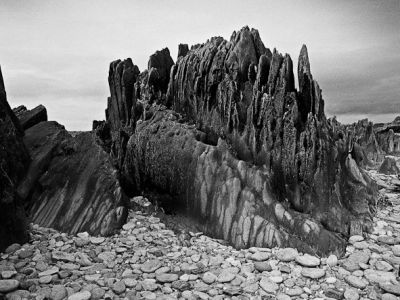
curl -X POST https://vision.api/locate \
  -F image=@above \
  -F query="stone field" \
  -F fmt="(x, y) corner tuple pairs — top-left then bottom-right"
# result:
(1, 170), (400, 300)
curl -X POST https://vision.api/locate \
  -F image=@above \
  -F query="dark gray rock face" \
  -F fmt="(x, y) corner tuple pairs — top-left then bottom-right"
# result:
(178, 44), (189, 58)
(101, 27), (377, 255)
(19, 121), (128, 236)
(148, 48), (174, 93)
(107, 58), (140, 131)
(13, 104), (47, 130)
(0, 66), (30, 251)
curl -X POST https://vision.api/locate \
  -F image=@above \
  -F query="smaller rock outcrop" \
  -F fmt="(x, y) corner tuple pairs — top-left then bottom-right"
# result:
(13, 104), (47, 130)
(19, 121), (128, 236)
(378, 156), (400, 175)
(346, 119), (383, 167)
(0, 66), (30, 251)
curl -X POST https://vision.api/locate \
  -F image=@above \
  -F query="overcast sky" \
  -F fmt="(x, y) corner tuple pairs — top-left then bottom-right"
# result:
(0, 0), (399, 130)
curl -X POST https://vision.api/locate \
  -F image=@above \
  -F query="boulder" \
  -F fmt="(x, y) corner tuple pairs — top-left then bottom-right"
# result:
(0, 66), (30, 251)
(13, 104), (47, 130)
(19, 121), (128, 235)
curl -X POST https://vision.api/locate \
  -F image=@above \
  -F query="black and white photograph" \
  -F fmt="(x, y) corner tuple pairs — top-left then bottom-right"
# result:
(0, 0), (400, 299)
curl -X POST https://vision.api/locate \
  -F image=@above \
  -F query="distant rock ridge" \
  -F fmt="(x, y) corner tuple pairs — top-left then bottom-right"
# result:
(98, 26), (377, 255)
(346, 116), (400, 167)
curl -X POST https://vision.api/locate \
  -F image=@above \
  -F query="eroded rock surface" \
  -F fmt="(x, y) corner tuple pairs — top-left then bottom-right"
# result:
(0, 66), (30, 251)
(19, 121), (128, 235)
(99, 27), (377, 256)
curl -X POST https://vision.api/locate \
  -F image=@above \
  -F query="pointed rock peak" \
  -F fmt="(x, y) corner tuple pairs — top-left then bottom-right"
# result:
(230, 26), (252, 43)
(298, 44), (311, 76)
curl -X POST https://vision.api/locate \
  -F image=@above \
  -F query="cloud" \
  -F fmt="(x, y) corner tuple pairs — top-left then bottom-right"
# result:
(1, 0), (399, 130)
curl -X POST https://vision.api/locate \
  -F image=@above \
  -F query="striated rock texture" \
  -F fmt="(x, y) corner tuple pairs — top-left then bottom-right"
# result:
(102, 27), (377, 255)
(0, 66), (30, 251)
(13, 104), (47, 130)
(19, 121), (128, 236)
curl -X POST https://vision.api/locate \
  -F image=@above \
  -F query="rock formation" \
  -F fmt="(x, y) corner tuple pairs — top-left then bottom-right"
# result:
(378, 156), (400, 175)
(345, 119), (383, 167)
(18, 121), (128, 236)
(0, 66), (30, 251)
(375, 118), (400, 154)
(13, 104), (47, 130)
(345, 117), (400, 170)
(99, 27), (377, 255)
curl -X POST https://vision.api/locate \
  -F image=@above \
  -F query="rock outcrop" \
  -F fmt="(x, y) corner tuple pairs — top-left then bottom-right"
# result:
(100, 27), (377, 255)
(375, 118), (400, 154)
(345, 117), (400, 169)
(13, 104), (47, 130)
(345, 119), (383, 167)
(0, 66), (30, 251)
(18, 121), (128, 236)
(378, 156), (400, 175)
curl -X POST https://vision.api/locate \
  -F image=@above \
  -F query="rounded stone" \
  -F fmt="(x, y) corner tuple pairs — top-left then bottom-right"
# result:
(382, 293), (399, 300)
(345, 275), (367, 289)
(326, 277), (337, 284)
(39, 275), (52, 284)
(295, 254), (320, 267)
(67, 291), (91, 300)
(51, 285), (68, 300)
(91, 287), (106, 300)
(155, 273), (179, 283)
(275, 248), (298, 262)
(276, 294), (291, 300)
(217, 270), (235, 283)
(349, 235), (364, 244)
(250, 251), (270, 261)
(0, 280), (19, 293)
(140, 260), (162, 273)
(254, 261), (272, 272)
(344, 288), (359, 300)
(326, 255), (338, 267)
(259, 277), (279, 293)
(202, 272), (217, 284)
(112, 281), (126, 294)
(301, 267), (325, 279)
